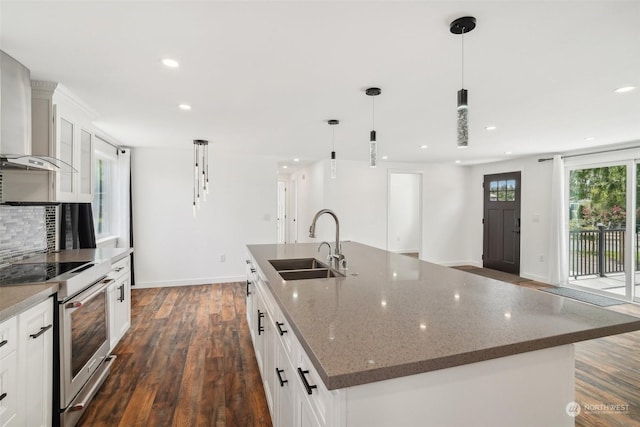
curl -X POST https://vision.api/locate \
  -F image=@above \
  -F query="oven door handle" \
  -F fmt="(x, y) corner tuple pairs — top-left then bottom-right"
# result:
(65, 277), (112, 308)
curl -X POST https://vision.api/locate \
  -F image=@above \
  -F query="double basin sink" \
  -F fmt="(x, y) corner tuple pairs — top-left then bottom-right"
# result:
(269, 258), (345, 281)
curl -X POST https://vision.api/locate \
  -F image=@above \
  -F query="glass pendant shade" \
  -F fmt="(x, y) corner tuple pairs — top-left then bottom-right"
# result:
(457, 89), (468, 148)
(370, 130), (377, 168)
(330, 151), (337, 179)
(193, 139), (209, 216)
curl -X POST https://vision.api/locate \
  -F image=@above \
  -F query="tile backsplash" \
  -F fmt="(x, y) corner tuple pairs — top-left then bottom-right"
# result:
(0, 174), (58, 265)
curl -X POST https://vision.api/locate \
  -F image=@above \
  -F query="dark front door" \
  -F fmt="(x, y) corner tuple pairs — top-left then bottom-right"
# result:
(483, 172), (521, 274)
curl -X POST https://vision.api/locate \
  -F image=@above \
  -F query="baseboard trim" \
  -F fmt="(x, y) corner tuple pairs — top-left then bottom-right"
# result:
(134, 275), (246, 289)
(437, 260), (482, 268)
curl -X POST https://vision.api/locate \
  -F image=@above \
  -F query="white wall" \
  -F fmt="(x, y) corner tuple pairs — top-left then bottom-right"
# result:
(291, 159), (470, 264)
(132, 148), (277, 287)
(388, 173), (421, 253)
(466, 156), (553, 282)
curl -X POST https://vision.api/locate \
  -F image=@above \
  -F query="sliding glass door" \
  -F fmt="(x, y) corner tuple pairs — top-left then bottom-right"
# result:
(568, 161), (637, 301)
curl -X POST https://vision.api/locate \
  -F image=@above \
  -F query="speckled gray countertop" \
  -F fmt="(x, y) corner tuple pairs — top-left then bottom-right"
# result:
(247, 242), (640, 390)
(0, 248), (133, 321)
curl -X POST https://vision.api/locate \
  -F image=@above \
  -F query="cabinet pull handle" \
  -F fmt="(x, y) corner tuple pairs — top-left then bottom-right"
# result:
(276, 321), (288, 336)
(118, 284), (125, 302)
(245, 259), (251, 264)
(257, 310), (265, 335)
(0, 392), (6, 401)
(29, 324), (53, 339)
(250, 268), (256, 273)
(276, 368), (288, 387)
(0, 339), (7, 348)
(246, 280), (252, 296)
(115, 267), (125, 272)
(297, 368), (317, 395)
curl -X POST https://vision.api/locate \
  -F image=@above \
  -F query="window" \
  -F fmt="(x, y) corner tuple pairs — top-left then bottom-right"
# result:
(489, 179), (517, 202)
(92, 141), (117, 240)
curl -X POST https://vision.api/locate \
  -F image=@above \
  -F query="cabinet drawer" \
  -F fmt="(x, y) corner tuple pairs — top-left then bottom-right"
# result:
(109, 256), (131, 280)
(0, 316), (17, 359)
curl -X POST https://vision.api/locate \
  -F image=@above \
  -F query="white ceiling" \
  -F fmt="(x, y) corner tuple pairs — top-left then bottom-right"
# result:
(1, 1), (639, 166)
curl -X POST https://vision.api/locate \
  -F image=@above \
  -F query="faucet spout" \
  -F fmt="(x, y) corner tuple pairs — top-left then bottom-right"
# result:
(309, 209), (345, 270)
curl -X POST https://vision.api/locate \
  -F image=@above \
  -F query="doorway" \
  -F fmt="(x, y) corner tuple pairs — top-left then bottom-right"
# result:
(483, 172), (521, 274)
(567, 162), (637, 301)
(387, 172), (422, 258)
(277, 181), (287, 243)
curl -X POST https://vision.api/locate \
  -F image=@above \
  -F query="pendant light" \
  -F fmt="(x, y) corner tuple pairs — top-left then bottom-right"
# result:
(193, 139), (209, 216)
(450, 16), (476, 149)
(366, 87), (381, 167)
(328, 119), (339, 179)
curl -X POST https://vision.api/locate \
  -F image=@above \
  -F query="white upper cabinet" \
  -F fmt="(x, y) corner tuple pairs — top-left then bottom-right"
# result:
(1, 81), (95, 203)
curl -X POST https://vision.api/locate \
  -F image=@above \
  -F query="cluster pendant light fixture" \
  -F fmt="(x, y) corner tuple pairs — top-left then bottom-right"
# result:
(328, 119), (339, 179)
(366, 87), (381, 167)
(450, 16), (476, 148)
(193, 139), (209, 216)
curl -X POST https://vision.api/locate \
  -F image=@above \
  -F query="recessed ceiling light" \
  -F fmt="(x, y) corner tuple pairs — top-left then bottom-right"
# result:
(293, 158), (300, 162)
(455, 160), (461, 164)
(485, 126), (497, 131)
(162, 58), (179, 68)
(614, 86), (636, 93)
(420, 145), (428, 149)
(505, 151), (512, 155)
(178, 104), (191, 110)
(381, 155), (388, 160)
(584, 137), (596, 141)
(282, 165), (288, 169)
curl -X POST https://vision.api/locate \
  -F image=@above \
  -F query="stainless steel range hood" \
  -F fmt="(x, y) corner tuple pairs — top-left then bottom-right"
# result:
(0, 50), (70, 172)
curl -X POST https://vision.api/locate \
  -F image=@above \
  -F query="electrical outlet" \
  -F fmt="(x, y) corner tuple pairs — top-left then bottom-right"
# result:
(220, 254), (226, 262)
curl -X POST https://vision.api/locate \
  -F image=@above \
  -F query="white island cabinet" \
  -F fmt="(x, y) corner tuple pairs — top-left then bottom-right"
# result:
(246, 243), (640, 427)
(0, 297), (53, 427)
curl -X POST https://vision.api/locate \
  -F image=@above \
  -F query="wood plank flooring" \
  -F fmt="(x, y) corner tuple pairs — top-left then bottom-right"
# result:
(77, 283), (272, 427)
(79, 281), (639, 427)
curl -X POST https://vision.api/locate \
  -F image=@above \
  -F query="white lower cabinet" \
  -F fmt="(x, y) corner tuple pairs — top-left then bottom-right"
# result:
(247, 257), (339, 427)
(107, 257), (131, 351)
(0, 297), (54, 427)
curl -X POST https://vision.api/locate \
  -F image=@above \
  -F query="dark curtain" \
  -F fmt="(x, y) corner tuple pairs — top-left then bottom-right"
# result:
(59, 203), (97, 249)
(128, 164), (135, 286)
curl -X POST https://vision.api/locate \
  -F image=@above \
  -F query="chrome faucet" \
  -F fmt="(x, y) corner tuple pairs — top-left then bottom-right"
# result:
(318, 241), (332, 261)
(309, 209), (346, 270)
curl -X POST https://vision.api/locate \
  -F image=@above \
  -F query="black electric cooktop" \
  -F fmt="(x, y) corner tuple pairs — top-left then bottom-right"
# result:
(0, 261), (89, 285)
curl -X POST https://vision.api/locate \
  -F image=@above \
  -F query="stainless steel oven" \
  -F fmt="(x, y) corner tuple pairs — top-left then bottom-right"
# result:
(56, 262), (114, 427)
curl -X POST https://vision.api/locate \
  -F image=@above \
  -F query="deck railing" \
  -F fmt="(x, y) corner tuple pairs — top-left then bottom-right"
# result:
(569, 226), (628, 279)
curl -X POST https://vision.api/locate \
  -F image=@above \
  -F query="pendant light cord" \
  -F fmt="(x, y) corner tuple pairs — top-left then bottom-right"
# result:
(332, 126), (336, 151)
(371, 96), (376, 130)
(461, 30), (465, 88)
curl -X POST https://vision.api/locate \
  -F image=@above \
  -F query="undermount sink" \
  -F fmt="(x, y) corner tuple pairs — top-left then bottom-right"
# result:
(268, 258), (345, 281)
(279, 269), (342, 280)
(269, 258), (328, 271)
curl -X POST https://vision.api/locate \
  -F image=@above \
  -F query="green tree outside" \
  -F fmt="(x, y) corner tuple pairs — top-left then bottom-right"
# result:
(569, 166), (627, 229)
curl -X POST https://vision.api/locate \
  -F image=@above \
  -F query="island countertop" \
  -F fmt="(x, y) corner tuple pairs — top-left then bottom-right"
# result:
(247, 242), (640, 390)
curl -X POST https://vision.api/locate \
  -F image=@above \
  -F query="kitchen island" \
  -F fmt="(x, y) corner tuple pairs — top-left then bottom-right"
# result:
(246, 242), (640, 427)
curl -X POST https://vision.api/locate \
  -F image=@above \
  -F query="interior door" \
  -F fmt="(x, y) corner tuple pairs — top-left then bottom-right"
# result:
(483, 172), (521, 274)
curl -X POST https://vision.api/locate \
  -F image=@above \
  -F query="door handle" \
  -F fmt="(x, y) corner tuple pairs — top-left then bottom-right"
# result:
(30, 324), (53, 339)
(297, 368), (317, 395)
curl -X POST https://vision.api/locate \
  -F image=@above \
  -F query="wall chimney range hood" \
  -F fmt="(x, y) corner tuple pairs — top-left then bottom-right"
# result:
(0, 50), (73, 172)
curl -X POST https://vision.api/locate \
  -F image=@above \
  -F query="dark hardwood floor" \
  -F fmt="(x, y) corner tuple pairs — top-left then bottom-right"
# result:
(78, 283), (272, 427)
(79, 281), (639, 427)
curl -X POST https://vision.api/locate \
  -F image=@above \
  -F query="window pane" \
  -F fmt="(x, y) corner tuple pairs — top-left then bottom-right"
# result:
(498, 180), (507, 201)
(490, 191), (497, 201)
(92, 156), (113, 237)
(490, 181), (498, 191)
